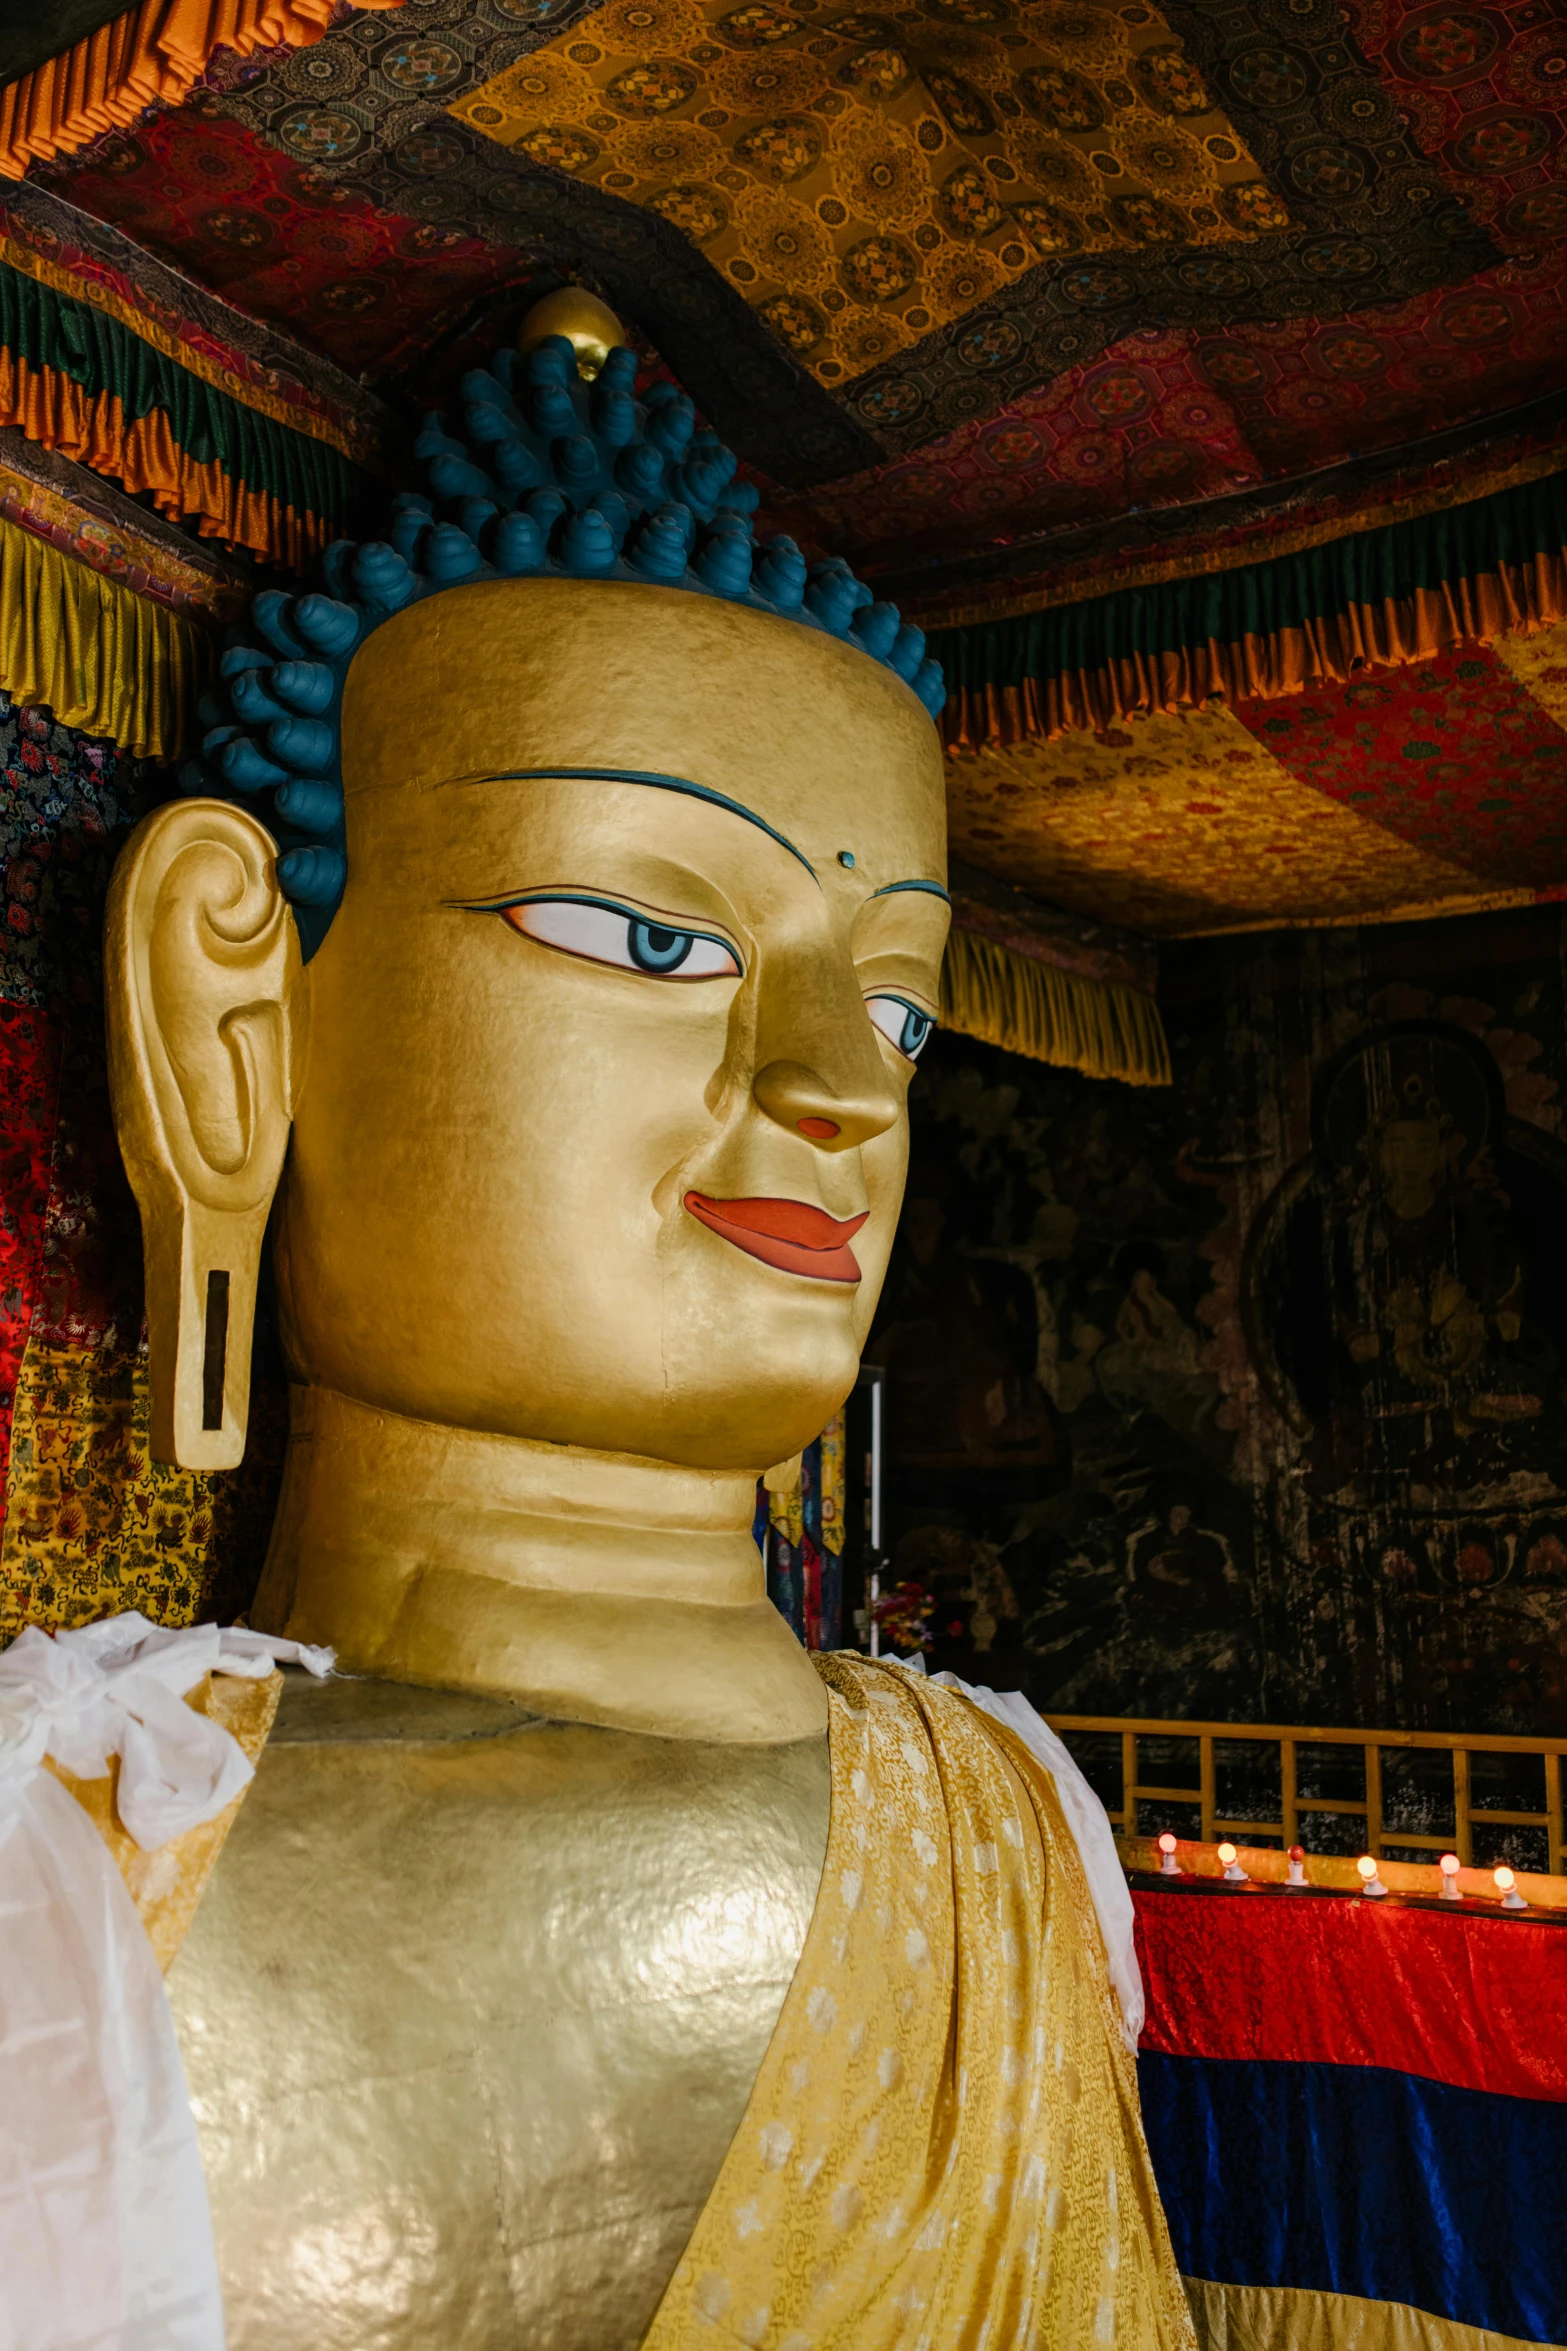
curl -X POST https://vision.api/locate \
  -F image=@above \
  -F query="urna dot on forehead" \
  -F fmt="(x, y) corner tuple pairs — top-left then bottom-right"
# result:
(186, 285), (948, 959)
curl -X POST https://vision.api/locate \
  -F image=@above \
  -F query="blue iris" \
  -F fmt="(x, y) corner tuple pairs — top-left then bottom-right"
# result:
(899, 1005), (933, 1057)
(629, 919), (694, 972)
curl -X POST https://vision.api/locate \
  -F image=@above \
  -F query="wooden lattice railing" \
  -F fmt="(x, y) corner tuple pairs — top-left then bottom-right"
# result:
(1047, 1714), (1567, 1873)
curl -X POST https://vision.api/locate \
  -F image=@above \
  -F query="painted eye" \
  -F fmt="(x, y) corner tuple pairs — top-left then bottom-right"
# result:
(866, 994), (935, 1060)
(501, 896), (742, 979)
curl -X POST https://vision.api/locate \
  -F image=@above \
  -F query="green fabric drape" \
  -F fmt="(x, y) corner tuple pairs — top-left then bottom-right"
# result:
(0, 257), (359, 523)
(931, 468), (1567, 694)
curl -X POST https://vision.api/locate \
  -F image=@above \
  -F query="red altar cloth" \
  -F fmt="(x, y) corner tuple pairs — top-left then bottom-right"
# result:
(1133, 1875), (1567, 2350)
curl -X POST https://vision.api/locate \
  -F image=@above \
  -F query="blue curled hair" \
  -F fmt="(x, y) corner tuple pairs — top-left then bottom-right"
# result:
(182, 330), (947, 960)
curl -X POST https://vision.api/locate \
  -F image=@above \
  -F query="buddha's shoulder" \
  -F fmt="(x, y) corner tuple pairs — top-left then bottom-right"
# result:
(259, 1663), (831, 1795)
(193, 1665), (831, 1930)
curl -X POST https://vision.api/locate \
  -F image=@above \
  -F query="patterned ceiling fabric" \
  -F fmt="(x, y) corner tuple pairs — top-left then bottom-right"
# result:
(0, 0), (402, 179)
(26, 0), (1544, 547)
(1232, 639), (1567, 895)
(767, 322), (1269, 566)
(449, 0), (1284, 392)
(1344, 0), (1567, 252)
(446, 0), (1494, 457)
(35, 103), (543, 384)
(765, 257), (1567, 594)
(880, 394), (1567, 625)
(52, 0), (1500, 481)
(718, 0), (1498, 452)
(933, 458), (1567, 746)
(8, 0), (1567, 949)
(39, 78), (882, 484)
(155, 0), (882, 474)
(944, 702), (1557, 936)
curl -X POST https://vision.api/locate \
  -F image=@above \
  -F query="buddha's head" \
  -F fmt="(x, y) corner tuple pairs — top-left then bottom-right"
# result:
(107, 296), (949, 1496)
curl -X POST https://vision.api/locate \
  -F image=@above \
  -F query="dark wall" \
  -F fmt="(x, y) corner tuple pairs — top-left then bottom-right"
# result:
(872, 904), (1567, 1736)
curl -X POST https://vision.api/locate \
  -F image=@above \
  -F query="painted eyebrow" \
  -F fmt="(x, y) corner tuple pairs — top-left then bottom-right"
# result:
(871, 878), (951, 903)
(475, 767), (819, 881)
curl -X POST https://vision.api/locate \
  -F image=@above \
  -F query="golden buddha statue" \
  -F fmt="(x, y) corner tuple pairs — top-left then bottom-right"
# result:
(102, 291), (1193, 2351)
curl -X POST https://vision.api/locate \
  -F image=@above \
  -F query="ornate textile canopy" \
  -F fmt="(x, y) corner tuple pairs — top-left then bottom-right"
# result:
(3, 0), (1567, 1009)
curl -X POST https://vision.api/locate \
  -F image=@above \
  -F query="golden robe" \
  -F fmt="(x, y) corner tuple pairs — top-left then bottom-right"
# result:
(643, 1654), (1195, 2350)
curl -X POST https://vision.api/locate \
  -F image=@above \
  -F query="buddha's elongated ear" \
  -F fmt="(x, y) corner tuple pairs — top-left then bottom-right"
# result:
(106, 799), (302, 1470)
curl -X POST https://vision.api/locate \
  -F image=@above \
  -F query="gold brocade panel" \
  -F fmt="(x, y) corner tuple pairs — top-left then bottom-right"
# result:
(451, 0), (1282, 391)
(643, 1652), (1195, 2350)
(945, 707), (1504, 938)
(1183, 2281), (1554, 2351)
(0, 510), (211, 761)
(0, 1342), (282, 1641)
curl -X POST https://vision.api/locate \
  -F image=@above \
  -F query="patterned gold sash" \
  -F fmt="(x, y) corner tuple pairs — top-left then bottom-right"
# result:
(642, 1653), (1196, 2350)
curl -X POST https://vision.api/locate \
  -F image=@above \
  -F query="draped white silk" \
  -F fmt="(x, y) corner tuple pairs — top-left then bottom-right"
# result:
(0, 1613), (331, 2351)
(911, 1659), (1145, 2048)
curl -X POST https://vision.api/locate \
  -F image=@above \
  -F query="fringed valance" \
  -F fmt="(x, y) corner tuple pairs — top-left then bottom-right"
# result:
(942, 863), (1170, 1086)
(935, 462), (1567, 755)
(0, 0), (402, 180)
(0, 425), (248, 623)
(942, 929), (1171, 1087)
(0, 510), (210, 758)
(0, 257), (365, 570)
(0, 185), (392, 469)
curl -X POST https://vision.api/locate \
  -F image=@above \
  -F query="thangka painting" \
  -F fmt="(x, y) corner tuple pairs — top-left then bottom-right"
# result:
(876, 901), (1567, 1756)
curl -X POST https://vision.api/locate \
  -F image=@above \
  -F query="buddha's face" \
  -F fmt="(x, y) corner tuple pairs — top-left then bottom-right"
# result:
(276, 579), (948, 1471)
(1378, 1116), (1444, 1218)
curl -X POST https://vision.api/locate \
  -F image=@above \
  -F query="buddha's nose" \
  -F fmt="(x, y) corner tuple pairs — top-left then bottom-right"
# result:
(753, 1058), (899, 1152)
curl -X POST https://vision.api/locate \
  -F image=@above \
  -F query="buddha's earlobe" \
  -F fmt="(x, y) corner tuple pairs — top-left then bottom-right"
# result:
(106, 799), (302, 1470)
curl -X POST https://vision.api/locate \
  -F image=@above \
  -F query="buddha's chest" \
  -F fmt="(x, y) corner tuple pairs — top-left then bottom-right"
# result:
(169, 1677), (830, 2351)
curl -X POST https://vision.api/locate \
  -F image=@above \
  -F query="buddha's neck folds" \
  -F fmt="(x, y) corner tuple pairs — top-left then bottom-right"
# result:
(251, 1386), (828, 1745)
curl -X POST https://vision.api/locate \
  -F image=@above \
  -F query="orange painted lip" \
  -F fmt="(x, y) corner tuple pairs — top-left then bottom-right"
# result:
(684, 1192), (868, 1283)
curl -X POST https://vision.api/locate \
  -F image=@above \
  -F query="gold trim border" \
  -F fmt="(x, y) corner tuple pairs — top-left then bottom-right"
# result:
(1187, 2277), (1561, 2351)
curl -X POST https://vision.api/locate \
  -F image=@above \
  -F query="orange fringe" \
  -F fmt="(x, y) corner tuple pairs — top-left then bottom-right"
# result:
(942, 557), (1567, 753)
(0, 0), (404, 178)
(0, 348), (327, 570)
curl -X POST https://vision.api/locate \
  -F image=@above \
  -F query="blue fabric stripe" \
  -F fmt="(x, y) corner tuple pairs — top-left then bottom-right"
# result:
(1139, 2051), (1567, 2345)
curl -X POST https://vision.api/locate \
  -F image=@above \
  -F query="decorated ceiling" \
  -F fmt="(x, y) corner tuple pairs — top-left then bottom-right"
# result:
(5, 0), (1567, 954)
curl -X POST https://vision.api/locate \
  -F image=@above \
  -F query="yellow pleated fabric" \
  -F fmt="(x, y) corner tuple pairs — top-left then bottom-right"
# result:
(941, 925), (1173, 1089)
(0, 511), (210, 757)
(642, 1653), (1195, 2351)
(1185, 2280), (1563, 2351)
